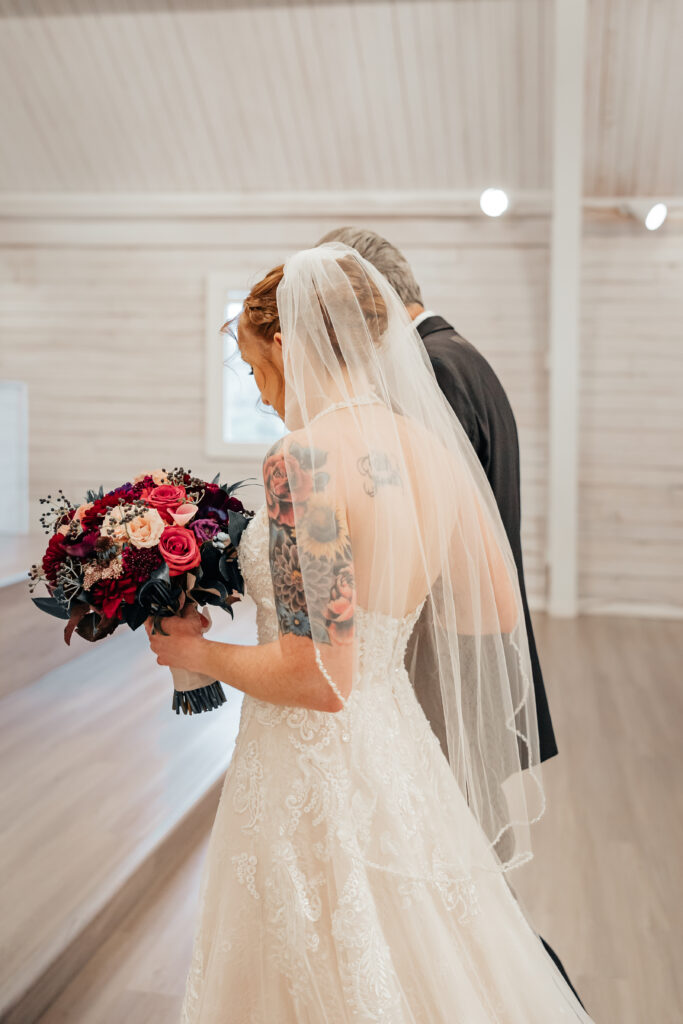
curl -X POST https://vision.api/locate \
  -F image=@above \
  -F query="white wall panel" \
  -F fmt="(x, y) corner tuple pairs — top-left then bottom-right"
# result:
(0, 211), (550, 606)
(2, 205), (681, 614)
(579, 219), (683, 613)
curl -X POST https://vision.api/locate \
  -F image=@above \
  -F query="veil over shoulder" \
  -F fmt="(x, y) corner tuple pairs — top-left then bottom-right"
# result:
(275, 242), (546, 875)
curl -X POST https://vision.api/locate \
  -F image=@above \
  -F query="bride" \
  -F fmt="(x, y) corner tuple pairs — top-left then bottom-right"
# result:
(148, 243), (594, 1022)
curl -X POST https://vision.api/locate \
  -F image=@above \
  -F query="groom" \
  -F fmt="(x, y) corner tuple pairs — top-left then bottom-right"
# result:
(317, 227), (583, 1006)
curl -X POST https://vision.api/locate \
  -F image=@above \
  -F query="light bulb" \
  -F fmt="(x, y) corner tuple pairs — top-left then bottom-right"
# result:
(480, 188), (509, 217)
(645, 203), (667, 231)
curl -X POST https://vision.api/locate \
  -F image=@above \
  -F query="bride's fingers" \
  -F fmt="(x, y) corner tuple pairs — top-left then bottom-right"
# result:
(179, 604), (209, 633)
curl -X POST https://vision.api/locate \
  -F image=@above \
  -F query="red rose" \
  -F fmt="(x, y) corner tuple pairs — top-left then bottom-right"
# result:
(263, 451), (313, 527)
(159, 526), (201, 576)
(147, 485), (187, 522)
(42, 532), (68, 585)
(326, 568), (355, 644)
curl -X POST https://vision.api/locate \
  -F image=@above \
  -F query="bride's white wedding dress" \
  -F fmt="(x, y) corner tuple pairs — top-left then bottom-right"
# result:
(180, 504), (591, 1023)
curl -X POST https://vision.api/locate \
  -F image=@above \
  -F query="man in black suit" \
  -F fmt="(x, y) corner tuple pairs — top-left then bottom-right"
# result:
(317, 227), (582, 1006)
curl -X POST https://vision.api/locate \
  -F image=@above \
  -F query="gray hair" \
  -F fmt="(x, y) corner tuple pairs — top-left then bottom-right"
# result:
(316, 227), (423, 307)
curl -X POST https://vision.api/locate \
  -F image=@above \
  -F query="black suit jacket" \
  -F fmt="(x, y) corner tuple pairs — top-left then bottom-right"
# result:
(413, 315), (557, 763)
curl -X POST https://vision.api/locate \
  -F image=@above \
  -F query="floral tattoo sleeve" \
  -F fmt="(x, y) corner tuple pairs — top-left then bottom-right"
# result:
(262, 438), (355, 646)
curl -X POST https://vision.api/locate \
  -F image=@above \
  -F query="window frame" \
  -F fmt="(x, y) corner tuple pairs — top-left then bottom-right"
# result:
(204, 273), (285, 462)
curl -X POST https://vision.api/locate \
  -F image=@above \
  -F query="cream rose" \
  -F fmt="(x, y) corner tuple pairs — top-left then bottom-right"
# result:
(132, 468), (169, 486)
(101, 505), (133, 544)
(101, 505), (165, 549)
(126, 508), (166, 549)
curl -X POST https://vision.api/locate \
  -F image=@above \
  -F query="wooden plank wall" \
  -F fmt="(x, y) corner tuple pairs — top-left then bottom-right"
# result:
(0, 210), (680, 614)
(579, 217), (683, 614)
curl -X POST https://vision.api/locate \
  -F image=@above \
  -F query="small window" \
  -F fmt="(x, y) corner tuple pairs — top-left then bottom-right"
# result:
(205, 275), (286, 460)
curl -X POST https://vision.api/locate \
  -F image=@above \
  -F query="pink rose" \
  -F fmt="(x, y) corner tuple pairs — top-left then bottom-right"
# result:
(263, 450), (313, 527)
(159, 526), (201, 576)
(147, 484), (187, 522)
(169, 502), (198, 527)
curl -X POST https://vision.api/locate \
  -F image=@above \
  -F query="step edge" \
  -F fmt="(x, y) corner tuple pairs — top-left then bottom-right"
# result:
(0, 764), (227, 1023)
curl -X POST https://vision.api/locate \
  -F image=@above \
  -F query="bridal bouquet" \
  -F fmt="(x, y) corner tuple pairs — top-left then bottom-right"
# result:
(29, 468), (254, 715)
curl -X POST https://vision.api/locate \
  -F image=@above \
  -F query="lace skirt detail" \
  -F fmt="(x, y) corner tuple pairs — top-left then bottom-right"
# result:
(179, 670), (590, 1024)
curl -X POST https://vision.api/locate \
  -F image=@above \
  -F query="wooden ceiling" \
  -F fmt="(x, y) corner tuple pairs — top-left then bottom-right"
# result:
(0, 0), (680, 196)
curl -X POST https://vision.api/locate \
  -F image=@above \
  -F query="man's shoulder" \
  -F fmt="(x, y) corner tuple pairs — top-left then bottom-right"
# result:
(419, 317), (512, 405)
(419, 317), (491, 371)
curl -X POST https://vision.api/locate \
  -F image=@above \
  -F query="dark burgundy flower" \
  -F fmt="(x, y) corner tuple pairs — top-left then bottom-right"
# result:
(122, 544), (163, 583)
(90, 574), (138, 620)
(63, 531), (100, 559)
(128, 476), (154, 499)
(81, 492), (127, 532)
(42, 533), (68, 586)
(196, 487), (242, 525)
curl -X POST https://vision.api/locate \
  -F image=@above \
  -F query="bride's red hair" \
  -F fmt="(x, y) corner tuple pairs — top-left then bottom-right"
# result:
(224, 254), (387, 353)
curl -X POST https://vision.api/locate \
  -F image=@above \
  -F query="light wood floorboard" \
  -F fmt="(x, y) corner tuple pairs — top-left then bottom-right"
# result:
(1, 602), (255, 1021)
(39, 830), (211, 1024)
(35, 612), (683, 1023)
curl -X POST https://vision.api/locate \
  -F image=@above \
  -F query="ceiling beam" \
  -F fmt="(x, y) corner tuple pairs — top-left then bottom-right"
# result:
(0, 191), (680, 222)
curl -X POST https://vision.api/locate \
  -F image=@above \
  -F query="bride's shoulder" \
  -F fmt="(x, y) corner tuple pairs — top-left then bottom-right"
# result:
(263, 424), (343, 466)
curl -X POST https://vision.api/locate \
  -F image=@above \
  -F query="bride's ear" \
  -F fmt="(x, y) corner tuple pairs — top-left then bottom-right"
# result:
(272, 331), (285, 370)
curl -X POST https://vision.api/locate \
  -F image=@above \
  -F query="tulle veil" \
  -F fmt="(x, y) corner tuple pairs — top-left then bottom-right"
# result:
(275, 241), (546, 877)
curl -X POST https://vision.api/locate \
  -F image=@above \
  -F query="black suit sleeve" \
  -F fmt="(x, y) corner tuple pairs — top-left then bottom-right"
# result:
(430, 355), (484, 464)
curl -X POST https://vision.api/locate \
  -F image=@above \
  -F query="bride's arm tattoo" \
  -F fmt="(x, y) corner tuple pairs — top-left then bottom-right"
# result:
(263, 438), (355, 647)
(356, 450), (402, 497)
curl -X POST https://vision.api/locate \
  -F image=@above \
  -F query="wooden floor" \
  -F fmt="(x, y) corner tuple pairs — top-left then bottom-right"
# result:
(39, 829), (212, 1024)
(29, 612), (683, 1023)
(0, 587), (254, 1023)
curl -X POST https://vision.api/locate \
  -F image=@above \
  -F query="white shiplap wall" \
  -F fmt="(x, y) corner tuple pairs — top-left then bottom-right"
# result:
(1, 207), (681, 614)
(579, 217), (683, 613)
(0, 211), (550, 605)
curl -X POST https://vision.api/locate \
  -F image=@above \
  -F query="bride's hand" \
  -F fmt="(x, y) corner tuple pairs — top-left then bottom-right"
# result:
(145, 605), (209, 669)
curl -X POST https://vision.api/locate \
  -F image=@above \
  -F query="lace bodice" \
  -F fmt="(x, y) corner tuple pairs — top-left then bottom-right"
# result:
(237, 503), (424, 684)
(237, 504), (279, 644)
